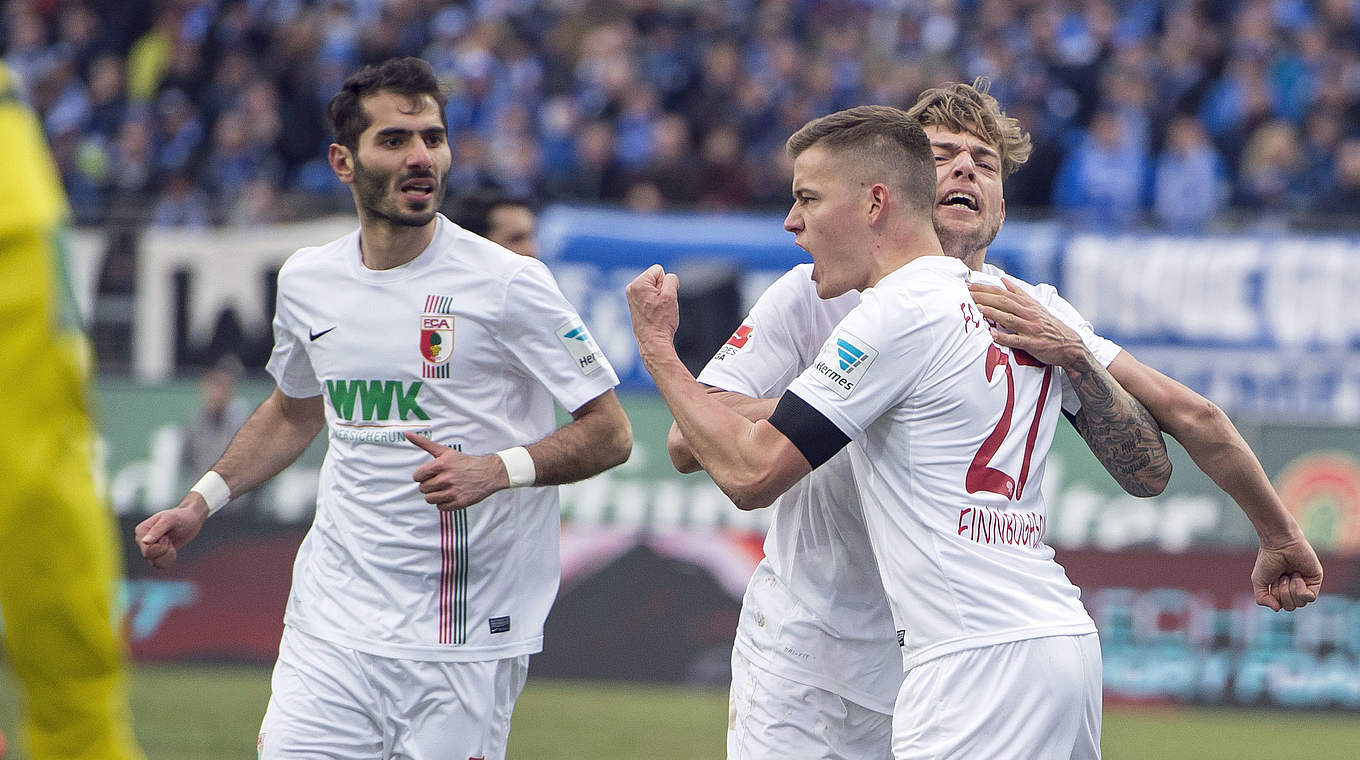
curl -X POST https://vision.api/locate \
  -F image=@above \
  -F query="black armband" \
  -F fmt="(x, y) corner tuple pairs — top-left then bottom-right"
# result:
(768, 391), (851, 470)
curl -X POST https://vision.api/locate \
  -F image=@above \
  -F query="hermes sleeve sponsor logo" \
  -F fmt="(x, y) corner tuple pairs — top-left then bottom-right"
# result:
(812, 330), (878, 399)
(712, 323), (754, 362)
(558, 319), (606, 375)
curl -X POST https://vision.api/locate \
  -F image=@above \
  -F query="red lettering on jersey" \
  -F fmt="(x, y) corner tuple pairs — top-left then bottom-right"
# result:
(726, 324), (754, 348)
(960, 302), (981, 333)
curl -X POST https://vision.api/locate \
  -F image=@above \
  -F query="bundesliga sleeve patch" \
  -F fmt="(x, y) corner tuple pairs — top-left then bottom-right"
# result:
(557, 319), (606, 375)
(812, 329), (878, 399)
(711, 323), (754, 362)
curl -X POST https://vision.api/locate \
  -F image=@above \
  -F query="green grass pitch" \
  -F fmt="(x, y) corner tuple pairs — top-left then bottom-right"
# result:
(2, 662), (1357, 758)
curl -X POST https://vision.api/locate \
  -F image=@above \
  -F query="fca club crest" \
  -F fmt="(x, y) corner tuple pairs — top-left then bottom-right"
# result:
(420, 313), (454, 364)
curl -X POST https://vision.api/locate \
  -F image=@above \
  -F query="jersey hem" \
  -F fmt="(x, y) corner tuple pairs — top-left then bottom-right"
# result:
(287, 619), (544, 662)
(733, 631), (898, 715)
(900, 621), (1098, 671)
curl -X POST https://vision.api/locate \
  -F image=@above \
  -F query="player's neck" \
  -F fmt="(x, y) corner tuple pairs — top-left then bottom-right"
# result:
(963, 247), (987, 272)
(940, 235), (987, 272)
(357, 217), (437, 270)
(871, 225), (946, 286)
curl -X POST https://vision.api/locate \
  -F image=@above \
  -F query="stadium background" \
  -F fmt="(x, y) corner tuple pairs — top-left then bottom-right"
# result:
(4, 0), (1360, 757)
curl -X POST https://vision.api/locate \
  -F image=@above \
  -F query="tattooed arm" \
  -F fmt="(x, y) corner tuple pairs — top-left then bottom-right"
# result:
(1059, 352), (1172, 497)
(969, 280), (1171, 497)
(969, 278), (1320, 612)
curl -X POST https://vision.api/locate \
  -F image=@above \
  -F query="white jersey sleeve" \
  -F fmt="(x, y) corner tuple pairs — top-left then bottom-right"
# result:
(268, 249), (327, 398)
(786, 284), (935, 441)
(496, 259), (619, 413)
(697, 263), (857, 397)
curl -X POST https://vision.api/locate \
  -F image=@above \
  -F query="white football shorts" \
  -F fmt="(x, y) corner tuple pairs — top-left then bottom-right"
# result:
(258, 625), (529, 760)
(892, 632), (1102, 759)
(728, 646), (894, 760)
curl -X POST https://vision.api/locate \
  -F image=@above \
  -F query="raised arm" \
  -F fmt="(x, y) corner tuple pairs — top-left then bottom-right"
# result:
(136, 387), (326, 568)
(1106, 352), (1322, 611)
(969, 280), (1172, 497)
(630, 266), (810, 509)
(407, 389), (632, 510)
(667, 389), (779, 473)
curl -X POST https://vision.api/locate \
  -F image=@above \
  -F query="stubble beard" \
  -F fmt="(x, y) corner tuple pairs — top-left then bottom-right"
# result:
(352, 156), (447, 228)
(934, 213), (1001, 267)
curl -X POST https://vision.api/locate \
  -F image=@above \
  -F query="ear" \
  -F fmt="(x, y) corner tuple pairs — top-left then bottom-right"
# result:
(328, 143), (355, 185)
(998, 196), (1006, 224)
(866, 183), (888, 226)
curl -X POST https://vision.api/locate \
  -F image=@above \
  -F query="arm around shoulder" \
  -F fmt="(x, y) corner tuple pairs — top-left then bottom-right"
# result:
(1107, 352), (1323, 610)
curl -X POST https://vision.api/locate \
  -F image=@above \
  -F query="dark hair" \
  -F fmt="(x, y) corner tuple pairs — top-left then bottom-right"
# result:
(328, 57), (449, 151)
(447, 190), (535, 237)
(908, 78), (1032, 179)
(786, 105), (936, 217)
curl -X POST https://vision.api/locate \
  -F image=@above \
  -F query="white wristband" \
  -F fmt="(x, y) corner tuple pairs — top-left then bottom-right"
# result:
(495, 446), (536, 488)
(190, 471), (232, 515)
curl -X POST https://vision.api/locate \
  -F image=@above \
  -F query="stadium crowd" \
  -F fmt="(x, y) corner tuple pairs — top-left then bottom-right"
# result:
(5, 0), (1360, 230)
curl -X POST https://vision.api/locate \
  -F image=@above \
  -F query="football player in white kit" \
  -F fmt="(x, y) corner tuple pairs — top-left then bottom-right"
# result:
(628, 105), (1171, 758)
(135, 58), (633, 760)
(687, 264), (1151, 759)
(671, 82), (1325, 759)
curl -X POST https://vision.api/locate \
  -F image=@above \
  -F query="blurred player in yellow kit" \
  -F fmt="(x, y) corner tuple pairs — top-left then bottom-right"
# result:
(0, 63), (144, 760)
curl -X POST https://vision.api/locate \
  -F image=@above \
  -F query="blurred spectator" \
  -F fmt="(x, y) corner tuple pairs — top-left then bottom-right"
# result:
(181, 357), (258, 515)
(7, 0), (1360, 224)
(696, 125), (753, 210)
(151, 88), (204, 176)
(545, 119), (626, 203)
(1153, 115), (1229, 232)
(1316, 137), (1360, 217)
(446, 129), (500, 196)
(104, 116), (156, 220)
(1052, 108), (1149, 228)
(1236, 120), (1304, 211)
(630, 113), (701, 206)
(86, 53), (128, 142)
(448, 191), (538, 258)
(151, 170), (212, 228)
(1298, 107), (1344, 198)
(201, 108), (282, 215)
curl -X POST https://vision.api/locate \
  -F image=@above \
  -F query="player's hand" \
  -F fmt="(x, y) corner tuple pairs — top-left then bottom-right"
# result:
(135, 496), (209, 569)
(625, 264), (681, 361)
(1252, 535), (1323, 611)
(406, 432), (506, 510)
(968, 279), (1087, 368)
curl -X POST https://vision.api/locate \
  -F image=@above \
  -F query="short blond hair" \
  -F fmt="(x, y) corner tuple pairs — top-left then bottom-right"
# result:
(907, 78), (1032, 178)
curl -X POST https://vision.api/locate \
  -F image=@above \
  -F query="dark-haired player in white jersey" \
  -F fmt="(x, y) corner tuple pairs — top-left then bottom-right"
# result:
(669, 81), (1324, 759)
(135, 57), (632, 760)
(630, 105), (1170, 758)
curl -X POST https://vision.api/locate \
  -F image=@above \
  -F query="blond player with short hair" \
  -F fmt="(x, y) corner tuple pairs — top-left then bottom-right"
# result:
(632, 105), (1169, 758)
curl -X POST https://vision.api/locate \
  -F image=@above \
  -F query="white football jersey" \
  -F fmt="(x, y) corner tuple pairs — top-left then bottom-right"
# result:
(267, 214), (618, 662)
(702, 262), (1120, 709)
(786, 256), (1108, 671)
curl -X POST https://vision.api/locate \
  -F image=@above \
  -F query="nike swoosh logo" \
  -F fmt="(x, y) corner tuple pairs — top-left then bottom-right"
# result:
(309, 327), (336, 341)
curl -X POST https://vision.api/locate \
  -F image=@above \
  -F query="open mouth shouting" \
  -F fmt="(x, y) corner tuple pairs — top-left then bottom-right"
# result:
(939, 190), (979, 212)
